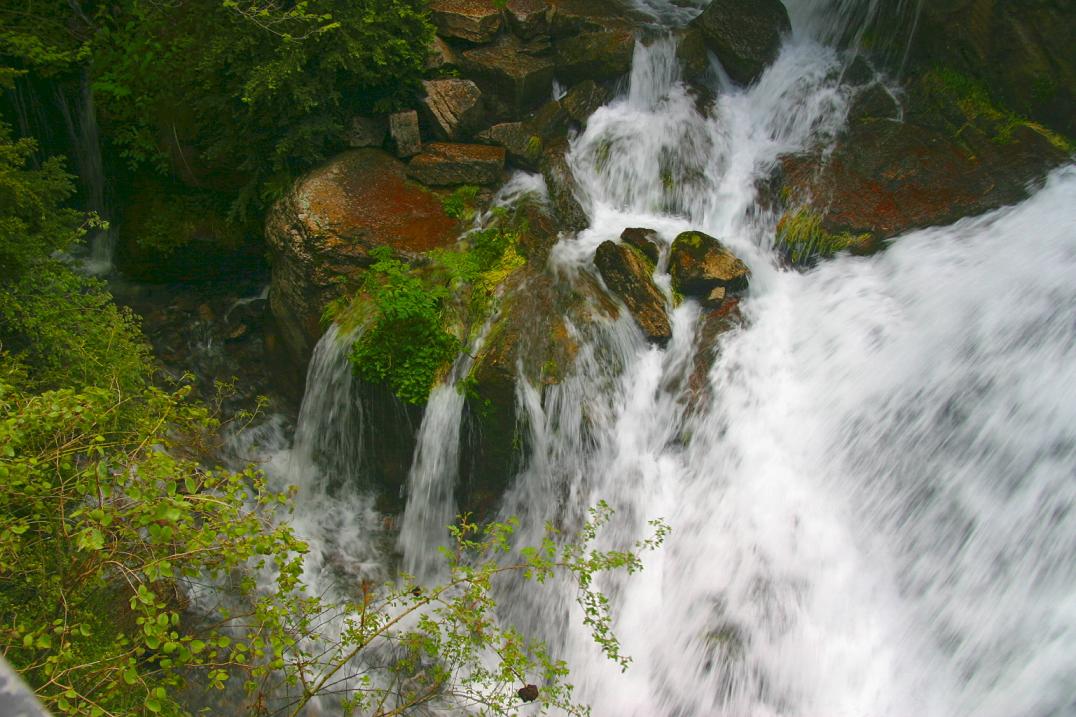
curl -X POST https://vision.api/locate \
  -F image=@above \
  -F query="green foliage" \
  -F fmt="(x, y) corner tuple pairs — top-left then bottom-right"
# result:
(441, 185), (480, 221)
(346, 209), (527, 405)
(0, 110), (87, 281)
(0, 377), (309, 717)
(775, 208), (870, 266)
(349, 247), (461, 405)
(90, 0), (435, 219)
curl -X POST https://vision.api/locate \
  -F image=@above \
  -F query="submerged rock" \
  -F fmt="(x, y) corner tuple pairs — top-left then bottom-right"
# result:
(265, 150), (459, 367)
(594, 240), (671, 346)
(690, 0), (790, 85)
(429, 0), (502, 43)
(669, 231), (750, 300)
(419, 79), (486, 141)
(407, 142), (506, 186)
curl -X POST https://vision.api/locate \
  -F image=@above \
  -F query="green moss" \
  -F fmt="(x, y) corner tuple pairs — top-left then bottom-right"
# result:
(526, 135), (543, 159)
(342, 209), (529, 404)
(775, 208), (869, 265)
(920, 67), (1074, 153)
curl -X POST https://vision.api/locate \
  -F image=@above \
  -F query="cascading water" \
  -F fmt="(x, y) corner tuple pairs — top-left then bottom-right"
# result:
(244, 0), (1075, 714)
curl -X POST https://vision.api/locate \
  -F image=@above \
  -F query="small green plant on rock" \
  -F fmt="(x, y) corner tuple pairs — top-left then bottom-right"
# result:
(775, 208), (871, 265)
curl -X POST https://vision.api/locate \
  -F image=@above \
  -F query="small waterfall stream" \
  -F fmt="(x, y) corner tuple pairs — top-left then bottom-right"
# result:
(239, 1), (1076, 714)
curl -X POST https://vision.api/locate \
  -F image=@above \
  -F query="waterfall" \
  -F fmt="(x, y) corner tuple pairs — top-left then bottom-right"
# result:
(243, 0), (1076, 713)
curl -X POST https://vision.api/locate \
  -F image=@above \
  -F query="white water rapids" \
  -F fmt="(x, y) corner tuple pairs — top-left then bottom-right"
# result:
(234, 2), (1076, 715)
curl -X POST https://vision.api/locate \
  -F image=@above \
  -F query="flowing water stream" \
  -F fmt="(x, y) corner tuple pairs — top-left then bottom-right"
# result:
(239, 2), (1076, 714)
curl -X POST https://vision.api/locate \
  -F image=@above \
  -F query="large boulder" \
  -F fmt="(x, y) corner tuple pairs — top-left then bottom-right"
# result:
(419, 79), (486, 141)
(406, 142), (506, 186)
(265, 150), (459, 367)
(690, 0), (790, 85)
(461, 38), (556, 115)
(554, 30), (635, 85)
(594, 240), (671, 346)
(429, 0), (502, 43)
(775, 71), (1070, 262)
(905, 0), (1076, 137)
(389, 111), (422, 157)
(669, 230), (750, 301)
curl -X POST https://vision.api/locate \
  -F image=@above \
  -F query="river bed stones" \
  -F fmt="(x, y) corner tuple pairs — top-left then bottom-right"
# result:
(669, 230), (750, 301)
(594, 240), (671, 346)
(265, 149), (459, 367)
(620, 227), (661, 264)
(690, 0), (790, 85)
(406, 142), (506, 186)
(561, 79), (610, 124)
(540, 139), (589, 231)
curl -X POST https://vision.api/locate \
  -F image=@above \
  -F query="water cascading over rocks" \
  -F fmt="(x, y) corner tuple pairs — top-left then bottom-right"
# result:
(245, 0), (1076, 713)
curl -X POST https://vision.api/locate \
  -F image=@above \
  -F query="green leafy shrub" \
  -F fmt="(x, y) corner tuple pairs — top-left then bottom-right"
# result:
(348, 247), (461, 405)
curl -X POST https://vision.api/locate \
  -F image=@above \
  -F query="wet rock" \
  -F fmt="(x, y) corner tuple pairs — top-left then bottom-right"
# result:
(344, 115), (387, 148)
(676, 26), (710, 83)
(388, 110), (421, 157)
(529, 99), (571, 140)
(690, 0), (790, 85)
(476, 122), (543, 171)
(848, 82), (901, 123)
(594, 240), (671, 346)
(907, 0), (1075, 136)
(669, 230), (750, 299)
(687, 298), (743, 411)
(560, 79), (610, 124)
(425, 36), (461, 71)
(429, 0), (502, 43)
(540, 139), (589, 232)
(777, 76), (1069, 252)
(406, 142), (506, 186)
(504, 0), (549, 39)
(461, 38), (556, 115)
(265, 149), (458, 366)
(554, 30), (635, 85)
(419, 79), (486, 141)
(620, 227), (661, 264)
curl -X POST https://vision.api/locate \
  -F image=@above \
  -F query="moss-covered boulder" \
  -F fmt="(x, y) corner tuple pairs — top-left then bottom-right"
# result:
(594, 240), (671, 346)
(776, 69), (1070, 258)
(265, 149), (459, 369)
(669, 231), (750, 301)
(476, 122), (544, 171)
(906, 0), (1075, 137)
(689, 0), (790, 85)
(419, 79), (486, 141)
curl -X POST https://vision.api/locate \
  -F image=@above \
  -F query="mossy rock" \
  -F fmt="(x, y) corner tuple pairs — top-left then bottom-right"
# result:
(669, 230), (750, 300)
(775, 208), (873, 266)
